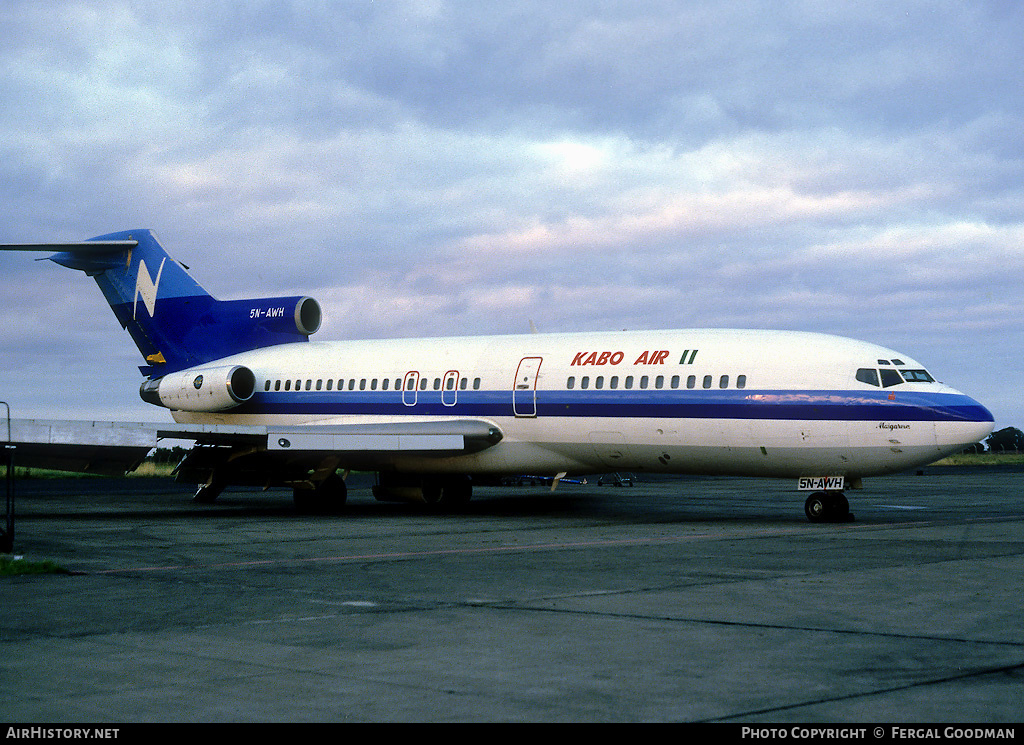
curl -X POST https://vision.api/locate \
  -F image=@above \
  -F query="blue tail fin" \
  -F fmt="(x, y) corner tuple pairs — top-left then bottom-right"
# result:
(15, 229), (320, 376)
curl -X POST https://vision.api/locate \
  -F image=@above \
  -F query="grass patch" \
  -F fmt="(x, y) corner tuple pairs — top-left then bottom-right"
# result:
(0, 555), (72, 576)
(0, 467), (103, 479)
(0, 461), (177, 479)
(933, 452), (1024, 466)
(128, 461), (177, 478)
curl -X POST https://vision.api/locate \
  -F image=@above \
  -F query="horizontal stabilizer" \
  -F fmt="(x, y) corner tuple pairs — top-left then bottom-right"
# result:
(2, 230), (320, 375)
(0, 240), (138, 253)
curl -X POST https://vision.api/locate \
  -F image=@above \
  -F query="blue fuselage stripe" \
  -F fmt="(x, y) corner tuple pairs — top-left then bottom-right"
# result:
(235, 389), (993, 423)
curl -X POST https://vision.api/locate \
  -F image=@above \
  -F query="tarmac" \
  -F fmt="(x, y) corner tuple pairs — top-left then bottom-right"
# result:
(2, 466), (1022, 723)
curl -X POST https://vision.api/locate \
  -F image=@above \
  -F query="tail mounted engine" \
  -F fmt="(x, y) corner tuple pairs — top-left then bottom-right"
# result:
(228, 295), (322, 338)
(140, 364), (256, 412)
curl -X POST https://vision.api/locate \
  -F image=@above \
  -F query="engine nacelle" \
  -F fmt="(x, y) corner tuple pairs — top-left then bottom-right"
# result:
(234, 295), (322, 337)
(140, 364), (256, 412)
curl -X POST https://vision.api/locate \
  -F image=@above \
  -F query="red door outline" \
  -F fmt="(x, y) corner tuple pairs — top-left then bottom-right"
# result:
(513, 357), (543, 417)
(442, 370), (459, 407)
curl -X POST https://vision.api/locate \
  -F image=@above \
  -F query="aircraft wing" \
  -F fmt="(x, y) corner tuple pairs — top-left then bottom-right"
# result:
(4, 418), (504, 476)
(156, 419), (504, 454)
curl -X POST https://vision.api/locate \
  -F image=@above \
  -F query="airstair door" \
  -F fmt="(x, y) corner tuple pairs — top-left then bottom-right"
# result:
(513, 357), (543, 417)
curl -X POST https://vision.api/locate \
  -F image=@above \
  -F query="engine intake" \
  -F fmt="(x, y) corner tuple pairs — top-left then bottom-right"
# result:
(141, 364), (256, 412)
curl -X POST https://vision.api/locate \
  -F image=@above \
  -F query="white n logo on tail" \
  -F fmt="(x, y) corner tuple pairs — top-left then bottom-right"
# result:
(134, 258), (166, 319)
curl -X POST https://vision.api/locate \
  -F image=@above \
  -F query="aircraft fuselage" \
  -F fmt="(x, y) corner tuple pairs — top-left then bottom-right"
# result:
(164, 327), (994, 481)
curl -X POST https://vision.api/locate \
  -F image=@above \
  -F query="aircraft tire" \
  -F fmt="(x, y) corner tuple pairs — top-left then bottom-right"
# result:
(804, 492), (829, 522)
(294, 473), (348, 514)
(421, 481), (443, 505)
(322, 473), (348, 507)
(830, 491), (850, 520)
(421, 476), (472, 508)
(441, 476), (473, 507)
(804, 491), (852, 523)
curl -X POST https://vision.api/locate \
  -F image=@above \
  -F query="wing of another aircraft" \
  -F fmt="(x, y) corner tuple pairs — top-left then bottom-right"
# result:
(5, 420), (158, 476)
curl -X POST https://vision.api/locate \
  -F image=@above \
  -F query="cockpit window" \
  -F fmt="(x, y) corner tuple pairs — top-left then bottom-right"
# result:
(858, 366), (933, 388)
(901, 369), (935, 383)
(856, 368), (880, 387)
(880, 368), (904, 388)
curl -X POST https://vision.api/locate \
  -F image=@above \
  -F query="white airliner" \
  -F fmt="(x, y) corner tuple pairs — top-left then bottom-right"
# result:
(0, 229), (994, 522)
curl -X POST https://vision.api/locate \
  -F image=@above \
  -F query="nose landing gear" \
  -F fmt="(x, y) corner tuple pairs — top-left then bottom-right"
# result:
(804, 491), (854, 523)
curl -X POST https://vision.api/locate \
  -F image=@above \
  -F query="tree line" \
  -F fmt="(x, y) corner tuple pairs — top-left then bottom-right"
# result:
(962, 426), (1024, 454)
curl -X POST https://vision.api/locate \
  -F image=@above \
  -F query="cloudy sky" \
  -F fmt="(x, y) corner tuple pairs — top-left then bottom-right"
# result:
(0, 0), (1021, 433)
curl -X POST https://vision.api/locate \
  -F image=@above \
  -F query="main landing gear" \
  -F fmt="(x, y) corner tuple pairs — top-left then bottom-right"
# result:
(804, 491), (854, 523)
(293, 473), (348, 514)
(420, 475), (473, 507)
(372, 473), (473, 508)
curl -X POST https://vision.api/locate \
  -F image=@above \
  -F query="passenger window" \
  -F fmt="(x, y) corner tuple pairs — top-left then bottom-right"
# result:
(274, 380), (281, 391)
(719, 375), (729, 389)
(671, 375), (680, 389)
(640, 376), (649, 389)
(567, 376), (575, 389)
(581, 376), (590, 390)
(595, 376), (604, 389)
(703, 375), (712, 389)
(737, 375), (746, 389)
(473, 378), (481, 390)
(655, 375), (664, 389)
(687, 375), (696, 389)
(264, 380), (271, 392)
(880, 368), (904, 388)
(625, 376), (634, 389)
(610, 376), (619, 389)
(856, 368), (880, 387)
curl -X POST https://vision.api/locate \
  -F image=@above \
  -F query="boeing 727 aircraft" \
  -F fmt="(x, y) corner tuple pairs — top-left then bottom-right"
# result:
(0, 229), (994, 522)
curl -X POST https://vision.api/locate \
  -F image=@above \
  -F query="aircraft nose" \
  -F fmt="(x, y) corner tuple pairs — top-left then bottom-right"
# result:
(935, 393), (995, 451)
(961, 417), (996, 448)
